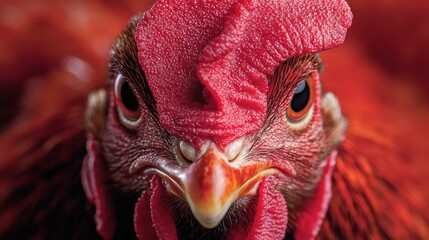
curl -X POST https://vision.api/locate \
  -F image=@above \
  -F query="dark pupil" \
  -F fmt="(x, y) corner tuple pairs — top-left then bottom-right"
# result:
(291, 80), (310, 112)
(120, 81), (139, 112)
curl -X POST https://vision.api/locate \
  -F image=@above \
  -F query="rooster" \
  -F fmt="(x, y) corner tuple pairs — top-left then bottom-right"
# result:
(0, 0), (428, 239)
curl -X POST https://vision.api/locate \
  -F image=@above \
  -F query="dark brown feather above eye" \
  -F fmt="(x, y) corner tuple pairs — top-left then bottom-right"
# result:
(109, 16), (160, 122)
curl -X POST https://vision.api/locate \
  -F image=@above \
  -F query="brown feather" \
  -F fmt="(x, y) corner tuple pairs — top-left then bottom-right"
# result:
(319, 119), (429, 238)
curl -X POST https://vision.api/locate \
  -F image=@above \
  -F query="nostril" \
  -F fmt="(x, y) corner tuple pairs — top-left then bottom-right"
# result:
(179, 141), (198, 162)
(178, 139), (243, 163)
(224, 137), (245, 161)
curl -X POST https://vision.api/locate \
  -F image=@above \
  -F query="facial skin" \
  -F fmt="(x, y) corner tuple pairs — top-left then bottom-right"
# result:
(85, 16), (346, 239)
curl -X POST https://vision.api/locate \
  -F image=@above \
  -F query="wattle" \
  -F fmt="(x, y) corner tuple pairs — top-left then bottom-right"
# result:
(83, 136), (337, 239)
(227, 176), (288, 240)
(133, 176), (288, 240)
(132, 151), (337, 239)
(134, 176), (177, 240)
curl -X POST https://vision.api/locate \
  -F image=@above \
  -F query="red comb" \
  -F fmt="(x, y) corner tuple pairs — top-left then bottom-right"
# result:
(136, 0), (352, 149)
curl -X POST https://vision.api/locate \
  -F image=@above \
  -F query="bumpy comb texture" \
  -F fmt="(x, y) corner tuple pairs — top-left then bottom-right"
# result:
(136, 0), (352, 149)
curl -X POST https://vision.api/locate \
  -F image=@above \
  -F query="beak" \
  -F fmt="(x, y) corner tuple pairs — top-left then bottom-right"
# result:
(173, 143), (277, 229)
(181, 147), (238, 228)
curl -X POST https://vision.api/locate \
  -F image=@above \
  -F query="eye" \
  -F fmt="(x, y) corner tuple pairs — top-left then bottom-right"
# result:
(286, 75), (315, 123)
(114, 73), (141, 122)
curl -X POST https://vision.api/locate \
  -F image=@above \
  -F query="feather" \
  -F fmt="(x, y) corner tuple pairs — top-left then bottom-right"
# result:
(320, 119), (429, 238)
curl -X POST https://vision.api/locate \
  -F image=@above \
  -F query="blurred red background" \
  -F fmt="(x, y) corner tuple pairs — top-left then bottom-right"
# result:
(0, 0), (428, 235)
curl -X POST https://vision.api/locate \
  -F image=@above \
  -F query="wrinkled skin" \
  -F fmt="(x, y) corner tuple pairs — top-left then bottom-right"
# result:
(84, 2), (350, 237)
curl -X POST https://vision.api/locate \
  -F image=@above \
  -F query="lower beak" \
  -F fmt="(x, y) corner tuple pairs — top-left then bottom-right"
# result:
(176, 147), (274, 228)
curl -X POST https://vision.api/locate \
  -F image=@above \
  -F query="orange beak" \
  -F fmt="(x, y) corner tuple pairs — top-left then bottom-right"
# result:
(173, 146), (277, 228)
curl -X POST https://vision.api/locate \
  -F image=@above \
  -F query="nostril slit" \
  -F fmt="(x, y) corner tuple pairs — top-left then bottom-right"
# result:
(225, 137), (245, 161)
(179, 141), (198, 162)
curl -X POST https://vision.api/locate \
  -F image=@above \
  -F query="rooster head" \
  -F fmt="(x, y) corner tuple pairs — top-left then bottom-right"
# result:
(83, 0), (352, 239)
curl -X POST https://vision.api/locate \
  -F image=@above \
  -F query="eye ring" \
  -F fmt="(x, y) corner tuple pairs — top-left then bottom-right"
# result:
(114, 73), (141, 123)
(286, 74), (315, 123)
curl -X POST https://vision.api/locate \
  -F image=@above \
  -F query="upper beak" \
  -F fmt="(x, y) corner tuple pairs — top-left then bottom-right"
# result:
(171, 142), (277, 229)
(181, 147), (239, 228)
